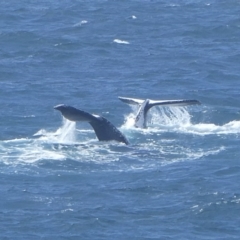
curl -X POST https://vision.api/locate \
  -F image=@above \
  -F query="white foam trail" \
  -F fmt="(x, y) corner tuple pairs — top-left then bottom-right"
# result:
(161, 146), (225, 166)
(183, 121), (240, 135)
(17, 144), (66, 163)
(0, 120), (78, 164)
(0, 139), (66, 164)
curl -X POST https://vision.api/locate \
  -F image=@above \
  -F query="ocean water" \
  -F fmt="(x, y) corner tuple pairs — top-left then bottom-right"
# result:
(1, 0), (240, 239)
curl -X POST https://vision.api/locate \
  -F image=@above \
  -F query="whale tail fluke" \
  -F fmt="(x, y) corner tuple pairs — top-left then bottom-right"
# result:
(118, 97), (201, 108)
(54, 104), (129, 145)
(118, 96), (201, 128)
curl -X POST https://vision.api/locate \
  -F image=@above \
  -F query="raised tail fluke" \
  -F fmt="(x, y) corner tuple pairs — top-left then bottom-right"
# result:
(118, 97), (201, 128)
(54, 104), (129, 145)
(118, 97), (200, 107)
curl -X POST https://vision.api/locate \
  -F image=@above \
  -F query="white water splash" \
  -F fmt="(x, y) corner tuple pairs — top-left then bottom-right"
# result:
(0, 110), (238, 168)
(57, 119), (76, 143)
(150, 106), (191, 126)
(0, 120), (78, 164)
(34, 119), (76, 143)
(122, 106), (191, 129)
(122, 106), (240, 136)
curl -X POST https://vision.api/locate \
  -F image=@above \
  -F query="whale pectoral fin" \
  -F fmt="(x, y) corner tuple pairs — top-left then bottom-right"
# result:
(118, 96), (144, 105)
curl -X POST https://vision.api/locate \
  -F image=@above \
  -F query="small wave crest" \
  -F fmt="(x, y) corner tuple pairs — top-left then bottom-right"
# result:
(113, 39), (130, 44)
(73, 20), (88, 27)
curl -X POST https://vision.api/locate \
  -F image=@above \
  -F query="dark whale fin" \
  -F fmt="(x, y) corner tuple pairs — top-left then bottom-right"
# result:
(118, 97), (201, 128)
(54, 104), (129, 145)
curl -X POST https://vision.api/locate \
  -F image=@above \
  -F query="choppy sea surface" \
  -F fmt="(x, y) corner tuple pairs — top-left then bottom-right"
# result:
(1, 0), (240, 239)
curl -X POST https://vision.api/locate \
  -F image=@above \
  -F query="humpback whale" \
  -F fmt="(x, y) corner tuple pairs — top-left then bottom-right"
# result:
(54, 104), (129, 145)
(118, 97), (201, 128)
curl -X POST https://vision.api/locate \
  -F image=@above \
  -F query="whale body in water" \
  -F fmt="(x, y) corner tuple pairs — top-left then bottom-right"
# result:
(118, 97), (201, 128)
(54, 104), (129, 145)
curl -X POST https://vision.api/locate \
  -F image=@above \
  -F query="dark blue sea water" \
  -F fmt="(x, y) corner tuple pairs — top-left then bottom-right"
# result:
(1, 0), (240, 239)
